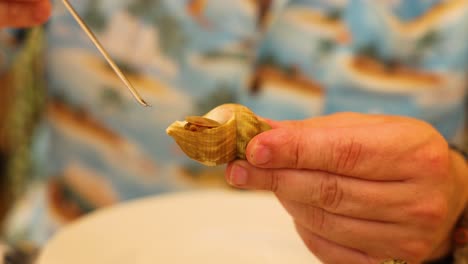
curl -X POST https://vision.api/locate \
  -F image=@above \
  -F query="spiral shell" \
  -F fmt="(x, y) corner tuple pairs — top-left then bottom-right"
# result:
(166, 104), (271, 166)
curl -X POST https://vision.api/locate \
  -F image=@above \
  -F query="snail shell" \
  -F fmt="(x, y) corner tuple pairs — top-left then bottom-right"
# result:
(166, 104), (271, 166)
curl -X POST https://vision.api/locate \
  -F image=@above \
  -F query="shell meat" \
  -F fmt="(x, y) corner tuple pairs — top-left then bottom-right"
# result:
(166, 104), (271, 166)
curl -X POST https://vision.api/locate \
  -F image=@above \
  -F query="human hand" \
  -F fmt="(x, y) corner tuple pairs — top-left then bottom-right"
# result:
(226, 113), (468, 263)
(0, 0), (51, 28)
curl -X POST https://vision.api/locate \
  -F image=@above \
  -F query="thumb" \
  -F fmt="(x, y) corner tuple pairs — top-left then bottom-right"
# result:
(246, 116), (445, 181)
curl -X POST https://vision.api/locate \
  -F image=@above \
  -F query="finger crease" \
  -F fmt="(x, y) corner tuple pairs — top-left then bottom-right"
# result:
(293, 135), (302, 169)
(310, 206), (327, 231)
(319, 175), (342, 210)
(269, 170), (280, 193)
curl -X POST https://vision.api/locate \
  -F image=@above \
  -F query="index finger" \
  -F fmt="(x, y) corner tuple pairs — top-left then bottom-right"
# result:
(225, 160), (417, 222)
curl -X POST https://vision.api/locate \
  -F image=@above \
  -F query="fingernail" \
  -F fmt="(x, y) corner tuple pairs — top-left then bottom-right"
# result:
(229, 165), (248, 186)
(251, 144), (271, 165)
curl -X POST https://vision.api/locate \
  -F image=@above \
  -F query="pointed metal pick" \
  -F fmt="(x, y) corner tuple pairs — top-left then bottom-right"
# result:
(61, 0), (150, 107)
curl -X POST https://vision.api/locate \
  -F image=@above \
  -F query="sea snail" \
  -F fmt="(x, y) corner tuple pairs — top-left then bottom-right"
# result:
(166, 104), (271, 166)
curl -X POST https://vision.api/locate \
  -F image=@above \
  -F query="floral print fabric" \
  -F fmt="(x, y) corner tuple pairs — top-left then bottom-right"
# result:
(1, 0), (466, 246)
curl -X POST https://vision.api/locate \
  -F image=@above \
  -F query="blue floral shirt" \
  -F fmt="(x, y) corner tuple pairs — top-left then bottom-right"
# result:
(1, 0), (467, 246)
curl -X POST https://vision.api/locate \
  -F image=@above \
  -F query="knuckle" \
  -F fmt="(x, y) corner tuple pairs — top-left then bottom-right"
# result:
(302, 236), (315, 252)
(412, 132), (450, 178)
(291, 134), (306, 169)
(318, 174), (343, 210)
(330, 137), (363, 173)
(398, 239), (432, 262)
(281, 129), (309, 169)
(300, 233), (317, 253)
(265, 170), (281, 193)
(306, 206), (329, 231)
(423, 145), (448, 169)
(411, 195), (448, 228)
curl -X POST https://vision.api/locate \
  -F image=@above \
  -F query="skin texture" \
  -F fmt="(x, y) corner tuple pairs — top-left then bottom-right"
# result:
(0, 0), (51, 28)
(226, 113), (468, 264)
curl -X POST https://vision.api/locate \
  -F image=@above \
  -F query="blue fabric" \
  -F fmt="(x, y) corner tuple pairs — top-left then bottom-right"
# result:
(2, 0), (466, 245)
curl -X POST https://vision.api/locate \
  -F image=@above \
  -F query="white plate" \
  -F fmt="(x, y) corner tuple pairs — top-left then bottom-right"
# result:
(37, 190), (321, 264)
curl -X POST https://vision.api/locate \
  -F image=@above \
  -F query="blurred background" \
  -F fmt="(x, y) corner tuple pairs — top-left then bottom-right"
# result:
(0, 0), (466, 257)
